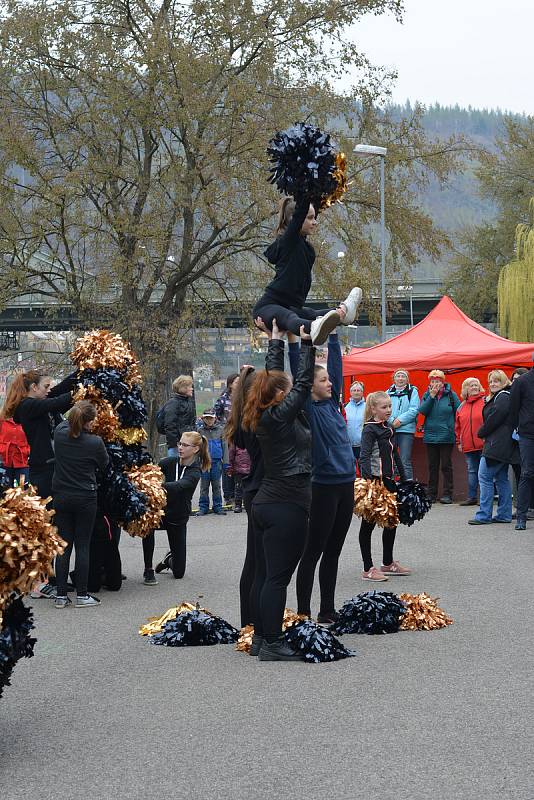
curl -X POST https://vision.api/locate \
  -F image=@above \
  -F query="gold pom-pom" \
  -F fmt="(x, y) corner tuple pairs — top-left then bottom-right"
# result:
(124, 463), (166, 538)
(0, 486), (66, 617)
(399, 593), (454, 631)
(353, 478), (399, 528)
(71, 329), (142, 387)
(73, 385), (120, 442)
(139, 602), (200, 636)
(320, 151), (349, 209)
(115, 427), (146, 446)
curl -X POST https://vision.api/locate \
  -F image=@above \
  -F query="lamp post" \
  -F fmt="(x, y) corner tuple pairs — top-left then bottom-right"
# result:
(398, 285), (414, 327)
(353, 143), (388, 341)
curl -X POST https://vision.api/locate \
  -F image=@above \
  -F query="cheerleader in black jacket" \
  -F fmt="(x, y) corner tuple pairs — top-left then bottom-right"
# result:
(142, 431), (210, 584)
(358, 391), (412, 582)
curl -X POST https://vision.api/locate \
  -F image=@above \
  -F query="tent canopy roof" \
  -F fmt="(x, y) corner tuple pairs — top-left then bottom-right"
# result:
(342, 296), (533, 376)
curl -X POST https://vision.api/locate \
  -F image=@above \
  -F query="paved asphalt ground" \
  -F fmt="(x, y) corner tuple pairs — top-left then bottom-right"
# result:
(2, 502), (534, 800)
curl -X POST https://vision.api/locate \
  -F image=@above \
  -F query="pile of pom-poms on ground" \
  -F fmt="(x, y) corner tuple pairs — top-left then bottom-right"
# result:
(139, 603), (238, 647)
(353, 478), (431, 528)
(0, 596), (36, 699)
(236, 609), (354, 663)
(330, 591), (453, 636)
(71, 329), (166, 537)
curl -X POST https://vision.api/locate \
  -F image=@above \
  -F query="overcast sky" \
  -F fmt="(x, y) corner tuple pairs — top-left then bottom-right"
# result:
(345, 0), (533, 114)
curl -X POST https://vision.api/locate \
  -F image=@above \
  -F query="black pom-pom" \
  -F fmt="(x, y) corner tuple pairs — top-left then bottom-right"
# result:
(150, 609), (238, 647)
(105, 442), (152, 470)
(0, 597), (36, 698)
(395, 481), (432, 527)
(99, 464), (148, 523)
(283, 619), (355, 663)
(78, 368), (148, 427)
(331, 592), (406, 636)
(0, 467), (11, 498)
(267, 123), (337, 201)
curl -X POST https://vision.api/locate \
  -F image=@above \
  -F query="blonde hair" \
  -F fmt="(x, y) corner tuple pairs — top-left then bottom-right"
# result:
(488, 369), (511, 391)
(172, 375), (193, 394)
(460, 377), (483, 400)
(350, 380), (365, 392)
(181, 430), (211, 472)
(428, 369), (445, 381)
(363, 391), (390, 423)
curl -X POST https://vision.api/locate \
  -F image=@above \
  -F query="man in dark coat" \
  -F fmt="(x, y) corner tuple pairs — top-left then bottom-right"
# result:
(163, 375), (196, 457)
(509, 356), (534, 530)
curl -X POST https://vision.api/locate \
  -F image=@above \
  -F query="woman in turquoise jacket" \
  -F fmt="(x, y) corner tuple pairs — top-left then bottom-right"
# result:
(418, 369), (461, 503)
(345, 380), (365, 472)
(387, 368), (420, 480)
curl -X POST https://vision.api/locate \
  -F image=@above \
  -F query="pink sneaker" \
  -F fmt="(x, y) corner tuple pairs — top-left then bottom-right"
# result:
(381, 561), (412, 576)
(362, 566), (388, 582)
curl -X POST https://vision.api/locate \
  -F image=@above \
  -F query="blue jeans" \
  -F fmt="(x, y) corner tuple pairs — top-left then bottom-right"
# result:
(516, 437), (534, 520)
(199, 459), (223, 512)
(5, 466), (29, 488)
(395, 433), (414, 480)
(475, 457), (512, 522)
(464, 451), (482, 500)
(167, 447), (178, 458)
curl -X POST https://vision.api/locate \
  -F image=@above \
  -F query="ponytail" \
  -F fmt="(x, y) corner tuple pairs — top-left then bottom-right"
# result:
(241, 369), (291, 432)
(1, 369), (46, 419)
(275, 196), (296, 235)
(180, 430), (211, 471)
(226, 366), (256, 445)
(68, 400), (97, 438)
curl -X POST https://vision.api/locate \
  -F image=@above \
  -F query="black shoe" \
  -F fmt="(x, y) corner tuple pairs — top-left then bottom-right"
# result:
(460, 498), (478, 506)
(143, 569), (158, 585)
(258, 638), (303, 662)
(155, 552), (172, 573)
(468, 518), (492, 525)
(249, 634), (264, 657)
(213, 509), (227, 515)
(317, 611), (339, 626)
(515, 520), (527, 531)
(439, 496), (453, 504)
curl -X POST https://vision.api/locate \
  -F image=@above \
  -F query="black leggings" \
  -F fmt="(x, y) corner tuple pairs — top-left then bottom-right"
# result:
(54, 494), (98, 596)
(253, 297), (328, 337)
(296, 481), (354, 616)
(358, 519), (396, 572)
(239, 491), (257, 627)
(252, 501), (309, 642)
(143, 522), (187, 578)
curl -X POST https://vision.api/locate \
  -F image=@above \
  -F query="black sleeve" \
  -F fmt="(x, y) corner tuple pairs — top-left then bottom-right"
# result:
(265, 339), (285, 372)
(19, 393), (73, 419)
(267, 341), (314, 425)
(93, 437), (110, 471)
(508, 381), (520, 431)
(359, 425), (375, 479)
(164, 465), (201, 500)
(478, 393), (510, 438)
(164, 401), (179, 448)
(49, 372), (78, 398)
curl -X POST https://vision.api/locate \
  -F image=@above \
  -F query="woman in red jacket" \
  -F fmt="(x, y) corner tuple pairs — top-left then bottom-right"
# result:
(0, 418), (30, 487)
(455, 377), (485, 506)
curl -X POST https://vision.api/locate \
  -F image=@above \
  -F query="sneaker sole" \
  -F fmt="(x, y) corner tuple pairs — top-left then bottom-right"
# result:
(311, 310), (341, 345)
(381, 572), (411, 577)
(75, 601), (101, 608)
(143, 580), (158, 585)
(362, 575), (388, 581)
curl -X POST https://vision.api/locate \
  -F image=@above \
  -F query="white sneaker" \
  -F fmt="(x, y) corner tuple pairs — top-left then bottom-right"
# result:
(340, 287), (363, 324)
(310, 310), (341, 345)
(75, 594), (101, 608)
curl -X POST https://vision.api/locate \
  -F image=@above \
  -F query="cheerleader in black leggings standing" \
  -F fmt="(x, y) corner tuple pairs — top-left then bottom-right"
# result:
(242, 320), (315, 662)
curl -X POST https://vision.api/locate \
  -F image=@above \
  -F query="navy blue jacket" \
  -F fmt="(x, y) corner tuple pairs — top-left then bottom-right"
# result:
(289, 334), (355, 485)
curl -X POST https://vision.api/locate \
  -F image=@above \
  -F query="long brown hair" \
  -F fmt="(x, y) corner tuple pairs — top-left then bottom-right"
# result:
(241, 370), (291, 432)
(275, 196), (296, 235)
(226, 366), (256, 445)
(181, 430), (211, 471)
(1, 370), (47, 419)
(68, 400), (97, 438)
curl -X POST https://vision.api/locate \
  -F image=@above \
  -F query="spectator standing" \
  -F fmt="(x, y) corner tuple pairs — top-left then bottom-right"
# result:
(0, 417), (30, 487)
(509, 360), (534, 531)
(215, 373), (239, 506)
(455, 377), (485, 506)
(345, 380), (365, 473)
(418, 369), (461, 504)
(387, 368), (420, 480)
(468, 370), (519, 525)
(196, 410), (227, 515)
(162, 375), (196, 458)
(52, 401), (109, 608)
(227, 441), (251, 513)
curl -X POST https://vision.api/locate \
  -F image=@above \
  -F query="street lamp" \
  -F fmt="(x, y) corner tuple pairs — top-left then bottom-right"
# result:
(398, 284), (414, 327)
(353, 143), (388, 341)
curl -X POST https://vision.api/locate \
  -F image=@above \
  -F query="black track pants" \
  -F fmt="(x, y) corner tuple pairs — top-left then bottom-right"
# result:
(142, 522), (187, 578)
(239, 491), (257, 627)
(54, 493), (98, 596)
(358, 519), (397, 572)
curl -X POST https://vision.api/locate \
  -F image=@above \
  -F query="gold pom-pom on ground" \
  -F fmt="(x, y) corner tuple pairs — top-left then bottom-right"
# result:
(235, 608), (308, 653)
(71, 329), (142, 387)
(139, 602), (200, 636)
(0, 486), (66, 619)
(353, 478), (399, 528)
(124, 463), (166, 538)
(320, 152), (349, 209)
(399, 593), (453, 631)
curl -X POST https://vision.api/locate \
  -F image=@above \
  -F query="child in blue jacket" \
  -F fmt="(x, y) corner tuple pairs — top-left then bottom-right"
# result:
(196, 410), (227, 515)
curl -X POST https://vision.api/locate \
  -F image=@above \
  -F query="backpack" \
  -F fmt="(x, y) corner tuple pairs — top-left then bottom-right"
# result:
(156, 402), (168, 434)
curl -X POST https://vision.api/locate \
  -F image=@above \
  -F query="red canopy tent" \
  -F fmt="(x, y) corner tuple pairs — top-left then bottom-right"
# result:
(342, 296), (533, 400)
